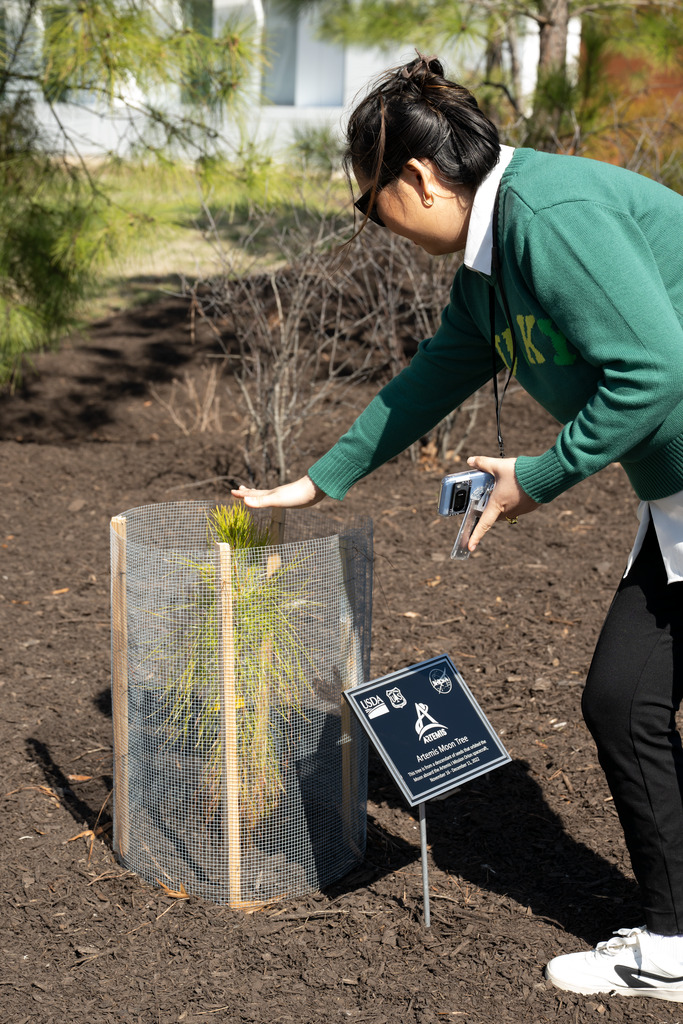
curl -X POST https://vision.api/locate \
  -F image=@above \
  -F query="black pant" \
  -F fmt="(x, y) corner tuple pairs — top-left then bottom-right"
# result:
(582, 522), (683, 935)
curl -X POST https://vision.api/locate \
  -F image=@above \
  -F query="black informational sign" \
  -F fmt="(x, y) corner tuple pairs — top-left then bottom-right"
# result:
(345, 654), (511, 807)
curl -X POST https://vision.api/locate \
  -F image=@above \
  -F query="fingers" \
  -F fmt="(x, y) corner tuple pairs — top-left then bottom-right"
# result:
(468, 493), (505, 551)
(464, 455), (539, 551)
(230, 486), (278, 509)
(466, 454), (498, 476)
(230, 476), (324, 509)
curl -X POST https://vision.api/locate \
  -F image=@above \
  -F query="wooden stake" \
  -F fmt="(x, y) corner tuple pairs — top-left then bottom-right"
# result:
(110, 516), (130, 860)
(339, 537), (361, 855)
(269, 507), (287, 545)
(218, 542), (241, 906)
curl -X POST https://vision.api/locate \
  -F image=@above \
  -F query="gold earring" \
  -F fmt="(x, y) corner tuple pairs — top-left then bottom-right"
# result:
(423, 194), (434, 208)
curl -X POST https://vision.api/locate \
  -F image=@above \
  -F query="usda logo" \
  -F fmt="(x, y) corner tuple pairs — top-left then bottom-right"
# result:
(360, 694), (389, 719)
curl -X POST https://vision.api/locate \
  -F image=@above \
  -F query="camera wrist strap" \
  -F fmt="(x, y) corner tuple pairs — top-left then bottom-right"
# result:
(489, 181), (517, 459)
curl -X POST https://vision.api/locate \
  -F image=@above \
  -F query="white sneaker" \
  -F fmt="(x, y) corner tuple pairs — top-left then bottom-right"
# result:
(545, 927), (683, 1001)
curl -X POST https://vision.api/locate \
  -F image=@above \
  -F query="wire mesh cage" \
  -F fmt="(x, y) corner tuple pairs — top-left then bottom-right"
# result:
(110, 501), (372, 908)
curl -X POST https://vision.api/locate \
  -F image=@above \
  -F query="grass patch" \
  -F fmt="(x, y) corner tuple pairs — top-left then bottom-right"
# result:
(82, 155), (350, 320)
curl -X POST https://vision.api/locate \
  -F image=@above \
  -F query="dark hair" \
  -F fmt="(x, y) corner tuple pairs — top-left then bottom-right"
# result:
(346, 54), (500, 226)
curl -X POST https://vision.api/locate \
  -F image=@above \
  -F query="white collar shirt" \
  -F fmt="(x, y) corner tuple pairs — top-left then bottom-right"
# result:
(463, 145), (515, 275)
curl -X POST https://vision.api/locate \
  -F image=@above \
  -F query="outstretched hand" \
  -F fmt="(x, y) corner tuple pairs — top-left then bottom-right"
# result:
(465, 456), (539, 551)
(231, 475), (325, 510)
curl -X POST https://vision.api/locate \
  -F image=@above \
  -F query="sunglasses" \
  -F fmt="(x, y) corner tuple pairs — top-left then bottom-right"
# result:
(354, 186), (386, 227)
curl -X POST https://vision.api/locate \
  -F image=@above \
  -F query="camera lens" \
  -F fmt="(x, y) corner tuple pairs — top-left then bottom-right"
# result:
(452, 487), (468, 513)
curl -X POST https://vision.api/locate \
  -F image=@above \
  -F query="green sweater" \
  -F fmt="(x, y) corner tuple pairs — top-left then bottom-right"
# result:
(309, 148), (683, 504)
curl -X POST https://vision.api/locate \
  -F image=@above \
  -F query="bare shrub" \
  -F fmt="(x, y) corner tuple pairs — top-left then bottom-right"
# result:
(149, 365), (223, 437)
(188, 213), (377, 485)
(188, 209), (490, 484)
(332, 231), (482, 463)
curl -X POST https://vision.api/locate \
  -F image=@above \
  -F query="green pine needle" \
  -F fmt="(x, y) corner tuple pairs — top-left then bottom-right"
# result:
(207, 503), (272, 549)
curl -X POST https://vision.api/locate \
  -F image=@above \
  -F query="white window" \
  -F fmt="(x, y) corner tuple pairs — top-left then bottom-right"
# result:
(262, 1), (344, 107)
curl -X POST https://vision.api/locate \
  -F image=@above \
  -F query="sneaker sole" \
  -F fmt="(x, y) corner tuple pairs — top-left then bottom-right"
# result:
(545, 966), (683, 1002)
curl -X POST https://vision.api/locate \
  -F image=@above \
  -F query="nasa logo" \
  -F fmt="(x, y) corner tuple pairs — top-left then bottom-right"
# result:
(429, 666), (453, 695)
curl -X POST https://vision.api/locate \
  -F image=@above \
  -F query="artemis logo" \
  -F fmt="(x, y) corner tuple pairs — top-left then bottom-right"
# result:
(415, 702), (448, 743)
(361, 694), (389, 719)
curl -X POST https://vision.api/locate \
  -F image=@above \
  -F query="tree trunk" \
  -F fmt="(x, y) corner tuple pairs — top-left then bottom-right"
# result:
(506, 19), (522, 108)
(485, 29), (504, 78)
(531, 0), (572, 148)
(537, 0), (570, 76)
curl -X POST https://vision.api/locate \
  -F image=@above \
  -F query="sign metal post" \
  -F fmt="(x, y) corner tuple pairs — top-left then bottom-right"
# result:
(418, 801), (431, 928)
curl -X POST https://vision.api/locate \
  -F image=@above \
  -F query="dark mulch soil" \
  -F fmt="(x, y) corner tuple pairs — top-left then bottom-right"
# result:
(1, 297), (680, 1024)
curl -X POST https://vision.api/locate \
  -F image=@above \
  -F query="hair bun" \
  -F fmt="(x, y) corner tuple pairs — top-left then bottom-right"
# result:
(401, 53), (444, 84)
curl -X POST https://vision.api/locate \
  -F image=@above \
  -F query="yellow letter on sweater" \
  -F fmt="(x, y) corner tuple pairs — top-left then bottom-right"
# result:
(517, 315), (545, 365)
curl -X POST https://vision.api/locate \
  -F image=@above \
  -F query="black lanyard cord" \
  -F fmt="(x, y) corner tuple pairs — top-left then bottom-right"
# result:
(489, 182), (517, 459)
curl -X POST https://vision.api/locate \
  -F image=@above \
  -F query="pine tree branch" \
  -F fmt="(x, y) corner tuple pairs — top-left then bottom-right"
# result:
(44, 98), (102, 198)
(573, 0), (680, 14)
(481, 79), (523, 117)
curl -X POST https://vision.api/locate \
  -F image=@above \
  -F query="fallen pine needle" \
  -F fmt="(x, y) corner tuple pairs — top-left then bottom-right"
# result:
(156, 879), (190, 899)
(156, 903), (177, 921)
(66, 829), (94, 843)
(428, 894), (491, 922)
(125, 921), (153, 936)
(65, 823), (108, 861)
(71, 955), (100, 970)
(4, 784), (60, 804)
(70, 746), (110, 762)
(87, 869), (133, 886)
(66, 829), (97, 861)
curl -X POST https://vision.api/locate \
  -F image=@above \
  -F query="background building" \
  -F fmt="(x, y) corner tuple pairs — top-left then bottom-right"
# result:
(6, 0), (583, 157)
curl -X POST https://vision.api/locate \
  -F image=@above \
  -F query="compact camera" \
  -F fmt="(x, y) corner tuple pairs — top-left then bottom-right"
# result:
(438, 470), (495, 560)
